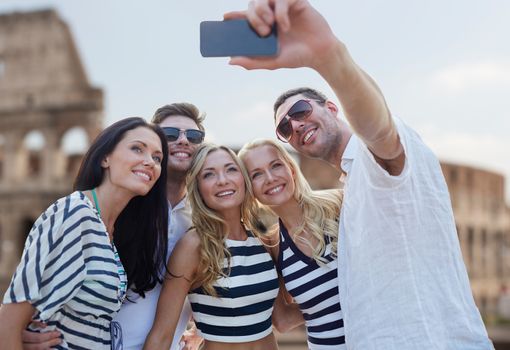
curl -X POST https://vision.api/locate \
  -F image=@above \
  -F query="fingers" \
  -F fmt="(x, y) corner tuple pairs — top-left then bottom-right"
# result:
(274, 0), (290, 32)
(247, 0), (275, 36)
(223, 10), (246, 20)
(22, 330), (62, 350)
(229, 57), (279, 70)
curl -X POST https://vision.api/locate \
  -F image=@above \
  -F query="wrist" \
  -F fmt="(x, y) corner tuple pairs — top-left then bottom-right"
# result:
(315, 39), (355, 85)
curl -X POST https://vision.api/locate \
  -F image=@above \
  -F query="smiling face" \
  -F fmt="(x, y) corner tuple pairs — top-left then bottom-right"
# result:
(197, 149), (246, 215)
(159, 115), (202, 175)
(242, 144), (296, 207)
(275, 94), (342, 161)
(102, 126), (163, 197)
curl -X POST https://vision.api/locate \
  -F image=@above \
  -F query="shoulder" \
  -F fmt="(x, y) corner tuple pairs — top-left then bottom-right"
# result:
(172, 228), (201, 260)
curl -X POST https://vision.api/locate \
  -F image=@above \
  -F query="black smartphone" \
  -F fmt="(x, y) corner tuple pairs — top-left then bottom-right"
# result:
(200, 19), (278, 57)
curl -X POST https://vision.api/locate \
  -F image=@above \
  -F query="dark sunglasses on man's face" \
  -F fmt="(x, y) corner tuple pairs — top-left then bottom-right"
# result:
(162, 127), (205, 144)
(275, 99), (315, 142)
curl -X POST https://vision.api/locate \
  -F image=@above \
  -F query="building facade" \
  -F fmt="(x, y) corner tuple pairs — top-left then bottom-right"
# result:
(0, 9), (103, 292)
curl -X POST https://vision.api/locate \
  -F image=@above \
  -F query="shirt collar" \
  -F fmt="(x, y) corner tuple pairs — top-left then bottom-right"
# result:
(169, 194), (188, 212)
(340, 135), (358, 178)
(342, 134), (358, 161)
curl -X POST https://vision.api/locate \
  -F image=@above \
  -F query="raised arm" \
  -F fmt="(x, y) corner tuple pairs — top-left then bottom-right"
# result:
(226, 0), (404, 173)
(143, 230), (200, 350)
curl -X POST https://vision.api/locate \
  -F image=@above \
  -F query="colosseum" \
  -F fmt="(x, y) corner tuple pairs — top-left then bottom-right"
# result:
(0, 7), (509, 350)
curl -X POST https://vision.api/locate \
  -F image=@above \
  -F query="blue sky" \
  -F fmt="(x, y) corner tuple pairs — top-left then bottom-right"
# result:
(1, 0), (510, 199)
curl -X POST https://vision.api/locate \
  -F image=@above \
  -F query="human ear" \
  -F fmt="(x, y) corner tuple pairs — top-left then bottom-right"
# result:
(325, 100), (339, 116)
(101, 157), (109, 169)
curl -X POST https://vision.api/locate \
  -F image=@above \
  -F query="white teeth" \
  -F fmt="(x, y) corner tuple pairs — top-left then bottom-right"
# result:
(267, 185), (284, 194)
(134, 171), (150, 181)
(172, 152), (190, 158)
(216, 190), (234, 197)
(303, 129), (315, 143)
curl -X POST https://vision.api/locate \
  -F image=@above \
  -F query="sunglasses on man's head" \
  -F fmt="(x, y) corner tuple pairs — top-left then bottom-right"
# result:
(162, 127), (205, 144)
(276, 99), (316, 142)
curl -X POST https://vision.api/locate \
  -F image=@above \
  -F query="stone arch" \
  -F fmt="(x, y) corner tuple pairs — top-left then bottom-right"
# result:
(22, 129), (46, 178)
(61, 126), (89, 178)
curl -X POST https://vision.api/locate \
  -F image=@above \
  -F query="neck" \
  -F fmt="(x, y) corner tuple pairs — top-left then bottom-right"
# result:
(271, 198), (303, 231)
(327, 125), (353, 172)
(221, 208), (245, 240)
(166, 172), (187, 207)
(91, 185), (133, 239)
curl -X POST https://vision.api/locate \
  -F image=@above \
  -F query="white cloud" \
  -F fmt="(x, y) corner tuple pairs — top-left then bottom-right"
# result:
(429, 61), (510, 93)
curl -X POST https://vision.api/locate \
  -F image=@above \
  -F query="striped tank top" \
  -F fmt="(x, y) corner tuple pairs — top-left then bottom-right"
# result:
(277, 221), (346, 350)
(188, 232), (279, 343)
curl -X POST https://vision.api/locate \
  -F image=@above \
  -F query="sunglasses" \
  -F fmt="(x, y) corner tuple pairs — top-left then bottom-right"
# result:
(275, 99), (316, 142)
(162, 127), (205, 144)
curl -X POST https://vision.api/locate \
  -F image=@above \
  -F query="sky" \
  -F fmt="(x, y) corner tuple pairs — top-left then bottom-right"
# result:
(1, 0), (510, 199)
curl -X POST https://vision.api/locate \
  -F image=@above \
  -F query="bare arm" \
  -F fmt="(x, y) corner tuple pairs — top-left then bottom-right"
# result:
(272, 279), (304, 332)
(226, 0), (404, 174)
(143, 231), (200, 350)
(0, 302), (36, 350)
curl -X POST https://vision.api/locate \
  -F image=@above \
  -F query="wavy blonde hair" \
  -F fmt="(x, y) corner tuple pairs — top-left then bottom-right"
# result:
(186, 143), (267, 296)
(238, 139), (342, 263)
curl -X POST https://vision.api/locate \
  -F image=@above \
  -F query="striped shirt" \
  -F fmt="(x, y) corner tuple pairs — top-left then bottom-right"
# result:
(188, 233), (279, 343)
(3, 191), (126, 349)
(277, 221), (346, 350)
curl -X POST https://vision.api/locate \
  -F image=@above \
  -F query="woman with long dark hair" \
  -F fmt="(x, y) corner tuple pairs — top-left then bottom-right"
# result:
(0, 117), (169, 350)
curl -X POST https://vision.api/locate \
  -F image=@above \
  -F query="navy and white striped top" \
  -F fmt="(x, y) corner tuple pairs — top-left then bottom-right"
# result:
(188, 233), (279, 343)
(3, 191), (126, 349)
(277, 221), (346, 350)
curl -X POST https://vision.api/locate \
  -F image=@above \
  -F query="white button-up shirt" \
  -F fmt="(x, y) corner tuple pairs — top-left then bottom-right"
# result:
(114, 196), (192, 350)
(337, 117), (493, 349)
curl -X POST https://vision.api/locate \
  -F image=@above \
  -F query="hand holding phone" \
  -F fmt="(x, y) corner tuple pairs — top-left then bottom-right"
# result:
(200, 19), (278, 57)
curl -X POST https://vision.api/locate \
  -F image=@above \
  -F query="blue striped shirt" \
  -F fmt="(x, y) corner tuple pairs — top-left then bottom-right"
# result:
(277, 221), (346, 350)
(3, 191), (126, 349)
(188, 233), (279, 343)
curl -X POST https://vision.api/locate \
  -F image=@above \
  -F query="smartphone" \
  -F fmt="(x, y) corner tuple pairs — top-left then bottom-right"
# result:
(200, 19), (278, 57)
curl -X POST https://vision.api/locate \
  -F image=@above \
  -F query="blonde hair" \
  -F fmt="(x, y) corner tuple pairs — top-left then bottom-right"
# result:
(238, 139), (342, 263)
(186, 143), (266, 296)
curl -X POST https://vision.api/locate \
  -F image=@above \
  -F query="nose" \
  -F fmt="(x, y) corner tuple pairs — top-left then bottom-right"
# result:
(216, 171), (228, 185)
(290, 118), (305, 134)
(176, 130), (189, 145)
(265, 169), (276, 183)
(143, 154), (156, 167)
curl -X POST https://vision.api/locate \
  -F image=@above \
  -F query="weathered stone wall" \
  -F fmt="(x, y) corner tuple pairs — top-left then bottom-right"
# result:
(0, 9), (103, 292)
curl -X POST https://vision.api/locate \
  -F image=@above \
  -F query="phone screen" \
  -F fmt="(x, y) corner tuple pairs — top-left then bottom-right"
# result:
(200, 19), (278, 57)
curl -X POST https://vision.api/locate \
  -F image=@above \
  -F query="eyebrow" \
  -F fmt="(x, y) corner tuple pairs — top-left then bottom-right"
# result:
(248, 159), (279, 174)
(202, 162), (237, 172)
(130, 140), (163, 153)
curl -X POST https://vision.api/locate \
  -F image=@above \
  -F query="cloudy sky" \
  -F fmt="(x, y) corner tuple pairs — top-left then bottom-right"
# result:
(1, 0), (510, 199)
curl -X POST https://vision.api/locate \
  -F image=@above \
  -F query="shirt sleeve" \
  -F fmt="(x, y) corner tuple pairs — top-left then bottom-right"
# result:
(3, 194), (91, 321)
(354, 116), (413, 189)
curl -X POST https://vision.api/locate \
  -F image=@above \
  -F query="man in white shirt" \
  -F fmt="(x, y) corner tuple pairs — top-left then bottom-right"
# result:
(22, 103), (205, 350)
(227, 1), (493, 348)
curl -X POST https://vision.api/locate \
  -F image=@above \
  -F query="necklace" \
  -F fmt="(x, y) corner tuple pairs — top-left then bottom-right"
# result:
(91, 188), (101, 216)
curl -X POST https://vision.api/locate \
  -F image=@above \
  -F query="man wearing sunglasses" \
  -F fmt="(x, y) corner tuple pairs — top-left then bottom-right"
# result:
(226, 0), (492, 349)
(113, 102), (205, 350)
(21, 103), (205, 350)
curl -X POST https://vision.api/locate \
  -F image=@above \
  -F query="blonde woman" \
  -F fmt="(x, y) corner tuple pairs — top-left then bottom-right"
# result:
(239, 139), (345, 350)
(144, 144), (279, 350)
